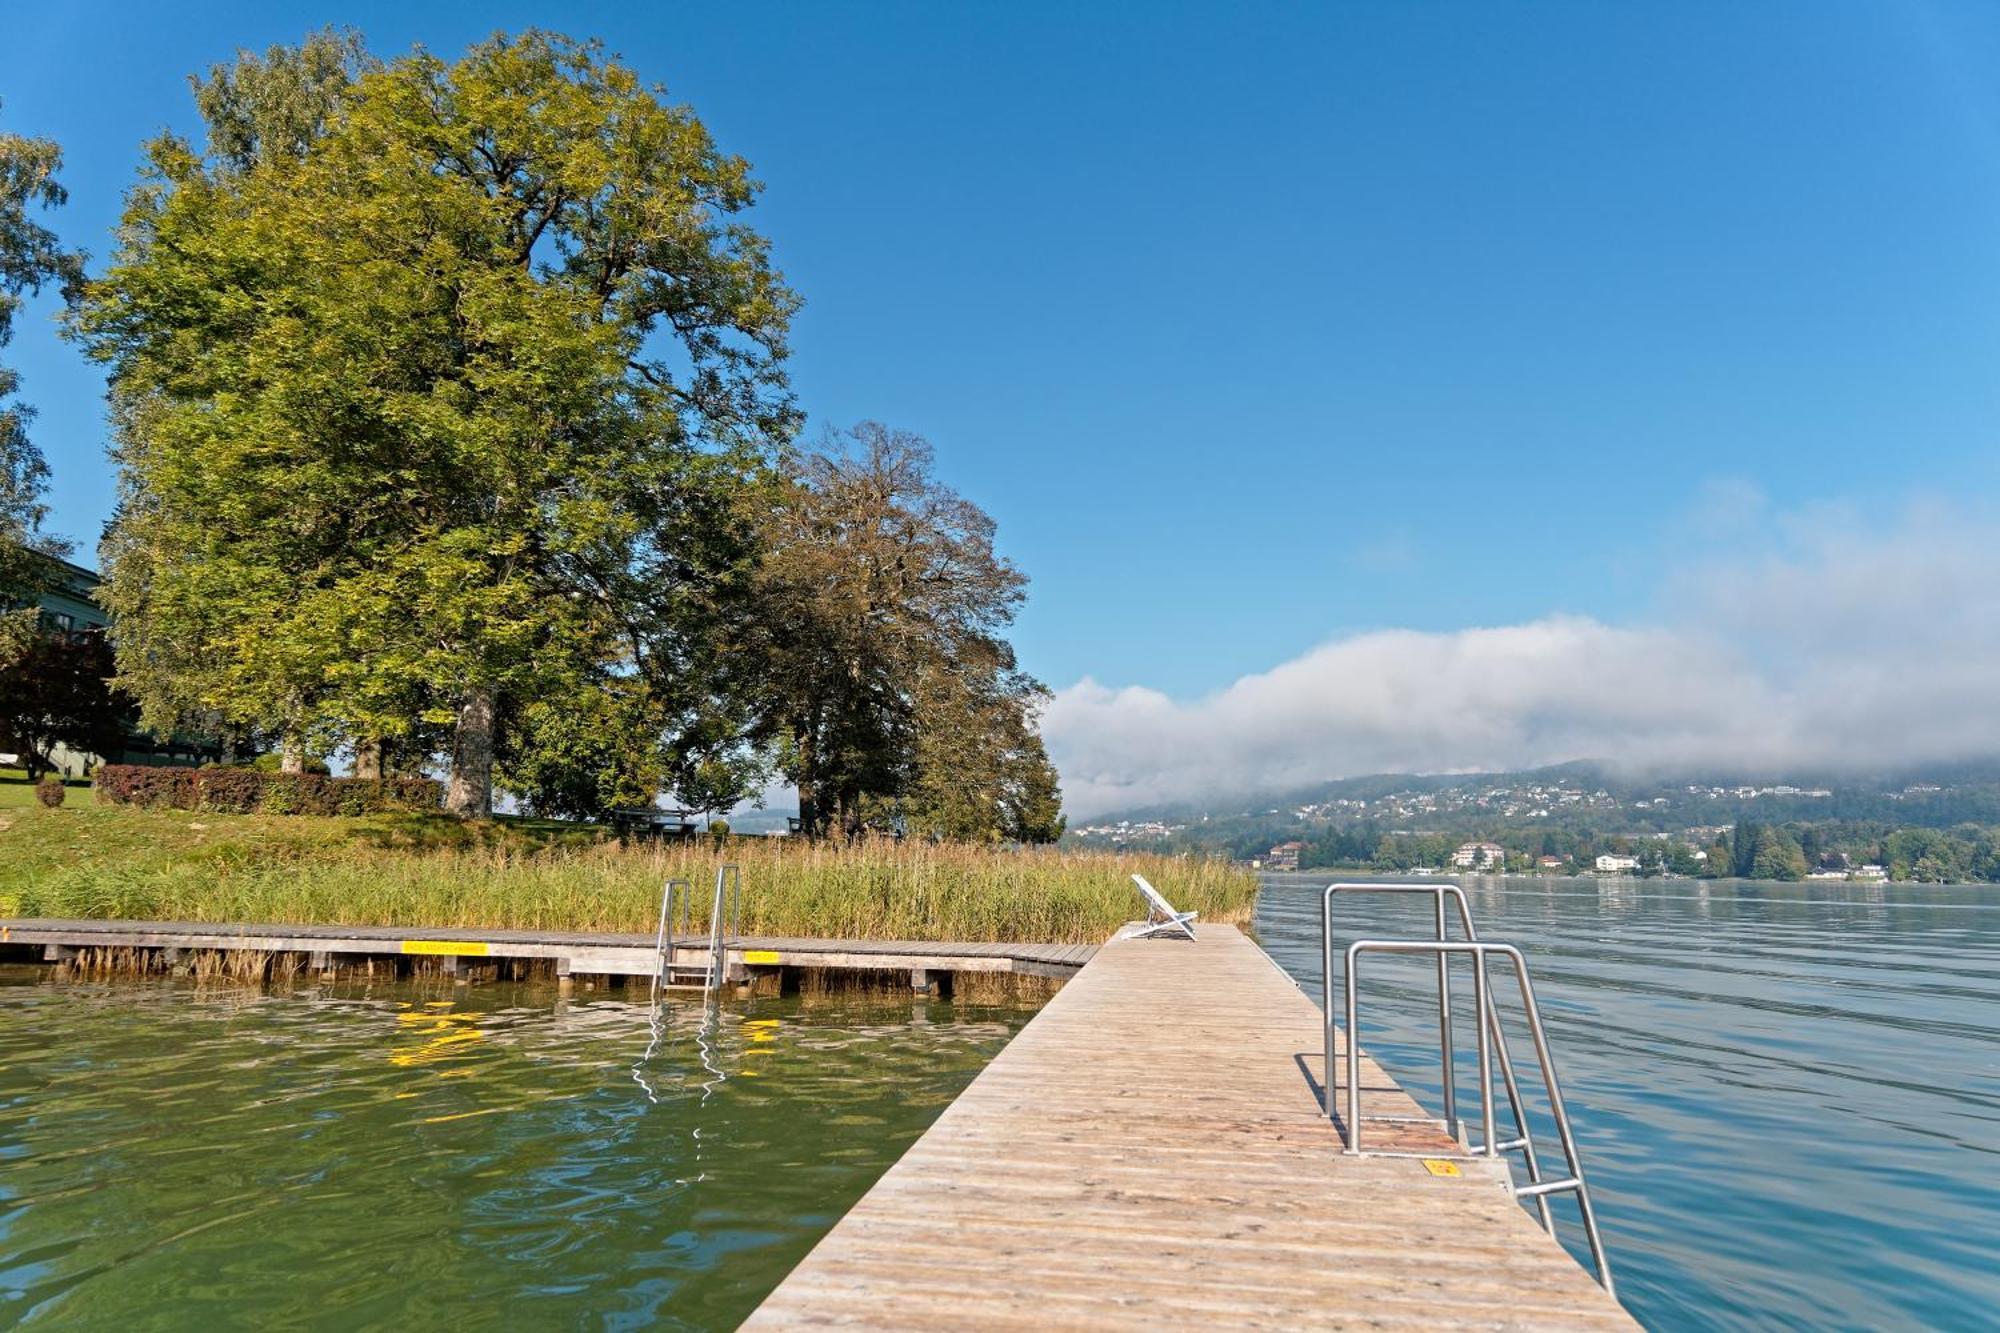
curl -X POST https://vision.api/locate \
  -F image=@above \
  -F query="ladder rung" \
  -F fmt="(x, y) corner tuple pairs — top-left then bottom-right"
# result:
(1515, 1177), (1582, 1199)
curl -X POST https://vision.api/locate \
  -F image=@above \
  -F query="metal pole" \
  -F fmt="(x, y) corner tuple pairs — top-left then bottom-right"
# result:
(1434, 888), (1457, 1142)
(1345, 946), (1363, 1154)
(1502, 945), (1615, 1295)
(1473, 947), (1495, 1156)
(706, 866), (729, 994)
(650, 876), (675, 1006)
(1322, 887), (1338, 1128)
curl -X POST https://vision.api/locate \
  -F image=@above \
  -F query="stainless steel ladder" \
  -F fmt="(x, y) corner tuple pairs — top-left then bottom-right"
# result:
(650, 864), (743, 999)
(1321, 881), (1614, 1294)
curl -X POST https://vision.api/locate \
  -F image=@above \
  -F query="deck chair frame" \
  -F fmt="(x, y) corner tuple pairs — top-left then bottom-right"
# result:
(1126, 874), (1198, 940)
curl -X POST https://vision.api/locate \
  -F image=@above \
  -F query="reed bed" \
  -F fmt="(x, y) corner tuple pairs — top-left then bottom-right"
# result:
(0, 807), (1256, 944)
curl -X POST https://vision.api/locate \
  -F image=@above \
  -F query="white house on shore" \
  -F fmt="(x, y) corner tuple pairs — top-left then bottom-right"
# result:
(1595, 853), (1640, 873)
(1452, 841), (1506, 871)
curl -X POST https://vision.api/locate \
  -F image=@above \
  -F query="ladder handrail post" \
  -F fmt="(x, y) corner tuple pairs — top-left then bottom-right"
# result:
(705, 865), (731, 994)
(1321, 885), (1338, 1130)
(653, 877), (695, 1001)
(1344, 941), (1363, 1153)
(1472, 943), (1496, 1155)
(1446, 886), (1552, 1224)
(1433, 887), (1457, 1141)
(1494, 942), (1616, 1296)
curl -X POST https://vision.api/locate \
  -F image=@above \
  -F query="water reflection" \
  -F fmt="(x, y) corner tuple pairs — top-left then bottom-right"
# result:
(0, 971), (1029, 1330)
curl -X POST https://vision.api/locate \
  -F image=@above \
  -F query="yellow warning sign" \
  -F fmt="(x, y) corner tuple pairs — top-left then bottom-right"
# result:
(1421, 1159), (1463, 1177)
(742, 949), (781, 964)
(400, 940), (491, 957)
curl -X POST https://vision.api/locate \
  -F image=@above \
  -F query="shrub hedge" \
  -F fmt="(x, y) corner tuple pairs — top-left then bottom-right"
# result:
(94, 765), (442, 816)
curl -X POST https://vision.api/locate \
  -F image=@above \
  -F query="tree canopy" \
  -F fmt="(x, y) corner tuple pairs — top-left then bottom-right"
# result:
(74, 30), (799, 815)
(59, 29), (1064, 841)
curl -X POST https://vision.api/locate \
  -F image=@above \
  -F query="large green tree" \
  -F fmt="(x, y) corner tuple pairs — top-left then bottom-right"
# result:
(74, 31), (797, 815)
(0, 104), (81, 642)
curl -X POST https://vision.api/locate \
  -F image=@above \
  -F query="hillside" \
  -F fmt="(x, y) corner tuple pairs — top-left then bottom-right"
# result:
(1069, 760), (2000, 868)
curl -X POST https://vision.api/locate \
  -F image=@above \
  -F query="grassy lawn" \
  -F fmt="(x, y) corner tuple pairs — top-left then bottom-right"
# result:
(0, 801), (1257, 944)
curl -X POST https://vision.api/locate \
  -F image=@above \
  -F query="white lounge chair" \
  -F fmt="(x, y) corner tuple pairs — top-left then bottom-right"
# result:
(1126, 874), (1198, 940)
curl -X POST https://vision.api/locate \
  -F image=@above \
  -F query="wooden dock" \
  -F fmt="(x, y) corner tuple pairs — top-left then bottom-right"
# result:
(747, 923), (1634, 1329)
(0, 917), (1092, 988)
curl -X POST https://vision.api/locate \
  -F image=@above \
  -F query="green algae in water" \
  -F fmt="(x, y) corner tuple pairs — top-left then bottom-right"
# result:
(0, 972), (1031, 1329)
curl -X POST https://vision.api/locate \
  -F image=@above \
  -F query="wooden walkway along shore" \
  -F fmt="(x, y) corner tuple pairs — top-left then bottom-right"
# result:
(0, 917), (1093, 987)
(747, 924), (1635, 1329)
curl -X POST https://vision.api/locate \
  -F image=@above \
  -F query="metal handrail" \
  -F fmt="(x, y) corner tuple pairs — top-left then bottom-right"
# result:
(1321, 883), (1467, 1136)
(1321, 882), (1552, 1229)
(705, 864), (742, 993)
(651, 876), (693, 1005)
(1342, 937), (1614, 1294)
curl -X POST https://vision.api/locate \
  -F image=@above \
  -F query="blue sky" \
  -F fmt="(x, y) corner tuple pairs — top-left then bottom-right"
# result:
(8, 3), (2000, 809)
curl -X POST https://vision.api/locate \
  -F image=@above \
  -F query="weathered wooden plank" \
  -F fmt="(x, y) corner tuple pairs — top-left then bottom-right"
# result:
(746, 924), (1632, 1330)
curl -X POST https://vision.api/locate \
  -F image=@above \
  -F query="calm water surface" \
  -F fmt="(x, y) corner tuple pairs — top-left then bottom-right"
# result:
(1256, 874), (2000, 1332)
(0, 973), (1030, 1329)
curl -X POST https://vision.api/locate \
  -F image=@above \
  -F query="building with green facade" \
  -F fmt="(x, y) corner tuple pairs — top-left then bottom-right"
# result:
(1, 559), (223, 776)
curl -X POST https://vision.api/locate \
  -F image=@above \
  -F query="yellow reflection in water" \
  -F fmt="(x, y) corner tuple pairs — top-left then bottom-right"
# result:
(390, 1010), (483, 1068)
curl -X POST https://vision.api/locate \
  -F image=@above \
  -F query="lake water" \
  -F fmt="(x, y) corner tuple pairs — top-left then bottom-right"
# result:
(0, 974), (1030, 1329)
(1255, 873), (2000, 1331)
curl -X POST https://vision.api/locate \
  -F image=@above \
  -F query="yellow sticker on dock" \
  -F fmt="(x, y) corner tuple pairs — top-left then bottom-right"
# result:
(400, 940), (491, 957)
(1421, 1159), (1462, 1177)
(742, 950), (781, 964)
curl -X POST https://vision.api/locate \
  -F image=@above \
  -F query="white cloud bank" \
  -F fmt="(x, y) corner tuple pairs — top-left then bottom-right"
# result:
(1044, 493), (2000, 817)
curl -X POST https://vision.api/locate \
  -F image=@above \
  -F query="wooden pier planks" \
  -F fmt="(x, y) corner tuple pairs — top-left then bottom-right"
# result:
(746, 923), (1634, 1330)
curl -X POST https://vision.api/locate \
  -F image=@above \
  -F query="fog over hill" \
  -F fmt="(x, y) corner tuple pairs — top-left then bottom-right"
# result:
(1042, 492), (2000, 818)
(1070, 759), (2000, 834)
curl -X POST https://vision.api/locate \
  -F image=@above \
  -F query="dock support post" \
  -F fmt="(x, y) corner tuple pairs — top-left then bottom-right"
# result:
(309, 950), (332, 978)
(556, 956), (574, 995)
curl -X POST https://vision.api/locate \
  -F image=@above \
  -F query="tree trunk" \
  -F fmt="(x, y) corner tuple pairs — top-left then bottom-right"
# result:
(353, 736), (383, 781)
(793, 727), (821, 839)
(280, 732), (306, 774)
(446, 686), (495, 819)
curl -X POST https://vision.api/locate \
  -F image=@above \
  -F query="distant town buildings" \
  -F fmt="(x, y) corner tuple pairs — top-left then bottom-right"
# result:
(1070, 818), (1188, 844)
(1595, 853), (1640, 873)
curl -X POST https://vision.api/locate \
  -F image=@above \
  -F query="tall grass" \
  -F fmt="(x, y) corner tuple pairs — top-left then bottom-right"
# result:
(0, 806), (1256, 944)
